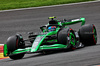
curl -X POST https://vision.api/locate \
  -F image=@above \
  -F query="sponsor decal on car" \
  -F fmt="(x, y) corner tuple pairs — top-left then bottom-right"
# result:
(71, 19), (80, 22)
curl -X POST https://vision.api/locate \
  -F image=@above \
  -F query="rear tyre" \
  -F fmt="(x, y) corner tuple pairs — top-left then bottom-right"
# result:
(79, 24), (97, 46)
(57, 28), (76, 50)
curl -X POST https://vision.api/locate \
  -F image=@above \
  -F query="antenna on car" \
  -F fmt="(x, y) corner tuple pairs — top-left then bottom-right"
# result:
(48, 16), (57, 20)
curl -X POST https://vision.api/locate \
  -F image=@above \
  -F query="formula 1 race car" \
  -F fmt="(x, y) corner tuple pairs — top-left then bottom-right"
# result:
(4, 16), (97, 60)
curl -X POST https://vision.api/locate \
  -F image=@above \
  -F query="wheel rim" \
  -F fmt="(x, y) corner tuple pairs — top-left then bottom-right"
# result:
(93, 25), (97, 44)
(69, 32), (76, 45)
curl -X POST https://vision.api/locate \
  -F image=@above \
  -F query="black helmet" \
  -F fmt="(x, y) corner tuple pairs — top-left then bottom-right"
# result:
(49, 20), (58, 24)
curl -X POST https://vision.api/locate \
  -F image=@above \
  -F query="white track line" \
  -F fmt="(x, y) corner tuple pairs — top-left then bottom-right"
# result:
(0, 0), (100, 13)
(0, 44), (4, 46)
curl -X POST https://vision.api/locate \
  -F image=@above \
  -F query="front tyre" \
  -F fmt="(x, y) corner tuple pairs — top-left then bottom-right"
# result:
(79, 24), (97, 46)
(9, 53), (25, 60)
(6, 34), (25, 60)
(6, 34), (25, 52)
(57, 28), (76, 50)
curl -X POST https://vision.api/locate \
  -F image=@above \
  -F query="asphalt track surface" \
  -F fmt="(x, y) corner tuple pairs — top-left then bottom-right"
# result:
(0, 1), (100, 66)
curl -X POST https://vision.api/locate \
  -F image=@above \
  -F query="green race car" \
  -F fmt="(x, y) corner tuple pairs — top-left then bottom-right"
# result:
(4, 16), (97, 60)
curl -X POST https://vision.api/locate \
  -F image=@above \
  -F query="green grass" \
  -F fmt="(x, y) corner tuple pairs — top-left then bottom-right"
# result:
(0, 0), (94, 10)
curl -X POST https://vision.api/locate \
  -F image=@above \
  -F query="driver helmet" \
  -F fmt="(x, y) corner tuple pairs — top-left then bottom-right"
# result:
(48, 26), (56, 32)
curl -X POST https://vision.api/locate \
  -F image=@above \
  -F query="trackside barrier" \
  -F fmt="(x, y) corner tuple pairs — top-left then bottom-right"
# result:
(0, 44), (9, 60)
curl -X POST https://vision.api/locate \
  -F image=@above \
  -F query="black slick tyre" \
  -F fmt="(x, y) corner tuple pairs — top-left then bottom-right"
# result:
(9, 53), (25, 60)
(6, 34), (25, 60)
(57, 28), (76, 50)
(6, 35), (18, 52)
(79, 24), (97, 46)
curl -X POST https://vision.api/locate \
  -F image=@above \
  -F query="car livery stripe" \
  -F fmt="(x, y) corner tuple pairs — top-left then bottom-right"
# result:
(31, 36), (44, 52)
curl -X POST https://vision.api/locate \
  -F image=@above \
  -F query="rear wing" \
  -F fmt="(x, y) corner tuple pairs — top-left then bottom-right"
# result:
(62, 18), (85, 26)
